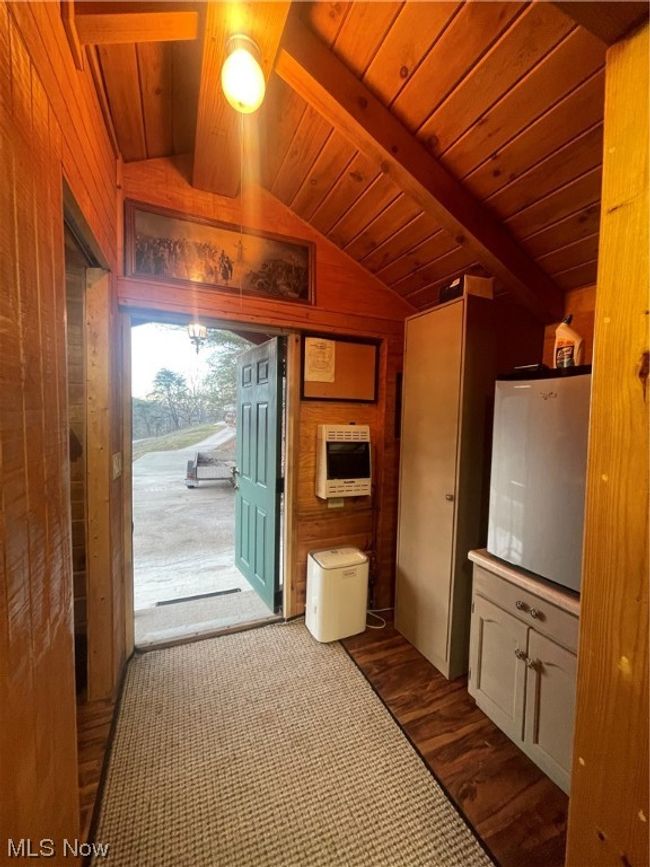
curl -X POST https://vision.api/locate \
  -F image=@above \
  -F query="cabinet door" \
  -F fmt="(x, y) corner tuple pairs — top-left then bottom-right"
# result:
(524, 630), (577, 793)
(469, 595), (528, 742)
(395, 301), (464, 670)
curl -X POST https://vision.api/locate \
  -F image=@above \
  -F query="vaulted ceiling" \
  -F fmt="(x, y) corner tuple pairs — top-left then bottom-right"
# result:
(70, 1), (648, 319)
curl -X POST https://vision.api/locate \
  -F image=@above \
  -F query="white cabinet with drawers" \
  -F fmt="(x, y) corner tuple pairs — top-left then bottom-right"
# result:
(468, 549), (580, 793)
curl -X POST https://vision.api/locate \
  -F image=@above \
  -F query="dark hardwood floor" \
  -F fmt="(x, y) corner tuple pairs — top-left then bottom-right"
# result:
(342, 619), (568, 867)
(77, 697), (115, 841)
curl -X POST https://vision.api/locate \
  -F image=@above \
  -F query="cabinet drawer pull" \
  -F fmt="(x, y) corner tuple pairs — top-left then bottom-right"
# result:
(515, 600), (529, 612)
(529, 607), (544, 620)
(514, 648), (527, 661)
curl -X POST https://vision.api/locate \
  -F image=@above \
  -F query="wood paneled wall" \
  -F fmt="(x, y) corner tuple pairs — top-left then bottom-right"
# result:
(0, 4), (79, 848)
(566, 23), (649, 867)
(1, 0), (125, 854)
(119, 155), (411, 613)
(543, 284), (596, 366)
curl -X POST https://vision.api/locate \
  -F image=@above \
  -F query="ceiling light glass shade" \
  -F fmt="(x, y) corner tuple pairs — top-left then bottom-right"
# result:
(221, 36), (265, 114)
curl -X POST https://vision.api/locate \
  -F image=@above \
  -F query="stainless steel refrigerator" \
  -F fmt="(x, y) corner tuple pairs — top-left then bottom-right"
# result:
(487, 367), (592, 593)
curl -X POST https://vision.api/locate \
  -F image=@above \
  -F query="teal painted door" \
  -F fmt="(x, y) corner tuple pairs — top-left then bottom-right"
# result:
(234, 337), (283, 611)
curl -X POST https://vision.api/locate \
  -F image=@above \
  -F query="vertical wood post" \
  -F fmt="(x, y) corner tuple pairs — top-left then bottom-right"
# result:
(566, 22), (649, 867)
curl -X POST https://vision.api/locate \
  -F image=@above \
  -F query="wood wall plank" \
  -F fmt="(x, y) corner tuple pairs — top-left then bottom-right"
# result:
(539, 232), (599, 276)
(443, 26), (605, 176)
(391, 1), (524, 131)
(9, 2), (118, 258)
(361, 211), (441, 275)
(363, 2), (460, 106)
(466, 71), (605, 202)
(377, 229), (456, 287)
(506, 167), (603, 239)
(344, 193), (421, 262)
(310, 150), (381, 235)
(487, 124), (604, 219)
(522, 203), (601, 257)
(330, 1), (401, 78)
(260, 74), (308, 190)
(74, 8), (199, 45)
(543, 284), (596, 366)
(137, 42), (172, 158)
(328, 173), (401, 249)
(290, 129), (356, 220)
(98, 43), (147, 161)
(171, 39), (201, 155)
(272, 106), (333, 204)
(301, 0), (351, 47)
(554, 259), (598, 291)
(419, 2), (574, 156)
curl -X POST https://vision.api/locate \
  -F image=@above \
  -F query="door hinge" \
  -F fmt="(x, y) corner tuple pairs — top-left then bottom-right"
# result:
(276, 476), (285, 494)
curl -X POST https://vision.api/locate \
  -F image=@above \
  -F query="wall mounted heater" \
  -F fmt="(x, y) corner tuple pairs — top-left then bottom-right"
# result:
(315, 424), (371, 499)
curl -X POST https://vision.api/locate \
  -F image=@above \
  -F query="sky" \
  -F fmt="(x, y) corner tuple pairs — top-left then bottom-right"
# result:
(131, 323), (211, 398)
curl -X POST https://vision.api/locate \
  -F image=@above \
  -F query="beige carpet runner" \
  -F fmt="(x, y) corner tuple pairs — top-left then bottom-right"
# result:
(93, 622), (491, 866)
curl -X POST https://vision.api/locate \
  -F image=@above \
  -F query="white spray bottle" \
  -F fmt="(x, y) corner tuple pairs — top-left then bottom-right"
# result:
(553, 315), (584, 368)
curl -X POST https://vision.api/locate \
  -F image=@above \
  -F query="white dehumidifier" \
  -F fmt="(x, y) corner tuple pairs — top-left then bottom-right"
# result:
(305, 547), (369, 642)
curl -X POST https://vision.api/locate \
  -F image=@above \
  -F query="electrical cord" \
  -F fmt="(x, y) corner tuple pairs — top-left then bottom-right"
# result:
(365, 607), (393, 629)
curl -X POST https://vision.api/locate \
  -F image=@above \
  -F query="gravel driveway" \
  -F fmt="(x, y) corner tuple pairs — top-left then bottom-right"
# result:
(133, 426), (243, 610)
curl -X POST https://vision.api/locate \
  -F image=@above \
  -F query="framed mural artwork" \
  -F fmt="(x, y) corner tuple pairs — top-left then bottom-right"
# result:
(124, 200), (314, 305)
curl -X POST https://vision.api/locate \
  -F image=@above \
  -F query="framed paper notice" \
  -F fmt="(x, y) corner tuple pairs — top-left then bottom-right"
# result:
(302, 335), (378, 402)
(304, 337), (335, 383)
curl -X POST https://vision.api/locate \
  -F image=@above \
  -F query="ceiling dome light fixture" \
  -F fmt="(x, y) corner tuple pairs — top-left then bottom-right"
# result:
(221, 34), (265, 114)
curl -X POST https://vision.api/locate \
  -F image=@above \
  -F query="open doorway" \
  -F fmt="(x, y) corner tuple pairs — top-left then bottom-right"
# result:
(130, 320), (284, 647)
(65, 225), (92, 694)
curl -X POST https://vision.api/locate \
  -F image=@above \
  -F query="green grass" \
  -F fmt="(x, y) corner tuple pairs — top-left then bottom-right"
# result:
(132, 423), (226, 462)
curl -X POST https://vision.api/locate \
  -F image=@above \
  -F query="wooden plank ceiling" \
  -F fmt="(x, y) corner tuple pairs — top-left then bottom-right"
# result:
(89, 0), (610, 313)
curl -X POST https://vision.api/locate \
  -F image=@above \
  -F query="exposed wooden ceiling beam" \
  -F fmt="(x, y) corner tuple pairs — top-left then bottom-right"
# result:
(192, 1), (291, 198)
(276, 17), (565, 323)
(551, 1), (649, 45)
(74, 3), (199, 45)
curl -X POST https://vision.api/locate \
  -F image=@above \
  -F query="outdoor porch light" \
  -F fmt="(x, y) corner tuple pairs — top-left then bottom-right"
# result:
(188, 322), (208, 354)
(221, 34), (265, 114)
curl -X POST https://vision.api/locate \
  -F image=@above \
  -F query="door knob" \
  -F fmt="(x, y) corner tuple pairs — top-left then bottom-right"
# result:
(527, 658), (542, 672)
(445, 493), (455, 501)
(514, 648), (527, 661)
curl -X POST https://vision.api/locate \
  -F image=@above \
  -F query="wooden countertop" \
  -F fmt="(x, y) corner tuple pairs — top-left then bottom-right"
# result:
(468, 548), (580, 617)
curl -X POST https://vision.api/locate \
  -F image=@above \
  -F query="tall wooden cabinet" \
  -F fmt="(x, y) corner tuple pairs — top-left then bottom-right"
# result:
(395, 295), (498, 679)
